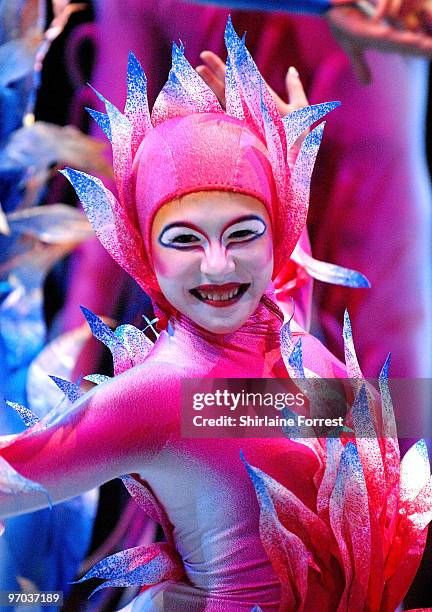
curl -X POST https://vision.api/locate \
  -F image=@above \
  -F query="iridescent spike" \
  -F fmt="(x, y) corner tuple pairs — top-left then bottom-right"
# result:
(289, 338), (305, 379)
(280, 406), (325, 465)
(89, 85), (133, 212)
(400, 439), (430, 503)
(80, 306), (120, 349)
(106, 113), (132, 213)
(379, 355), (395, 436)
(89, 84), (124, 124)
(49, 376), (82, 403)
(280, 407), (314, 439)
(378, 353), (400, 535)
(280, 316), (294, 353)
(342, 310), (363, 378)
(316, 437), (344, 520)
(224, 53), (244, 120)
(121, 475), (173, 542)
(290, 122), (325, 232)
(75, 542), (184, 596)
(124, 51), (151, 155)
(291, 243), (371, 288)
(329, 442), (371, 611)
(83, 374), (111, 385)
(151, 42), (221, 126)
(60, 169), (147, 288)
(250, 461), (333, 569)
(224, 16), (263, 131)
(5, 401), (39, 427)
(114, 324), (154, 364)
(171, 41), (221, 111)
(351, 385), (385, 517)
(283, 102), (340, 153)
(143, 315), (160, 340)
(224, 16), (285, 153)
(241, 451), (315, 610)
(80, 307), (133, 374)
(261, 92), (288, 201)
(85, 107), (112, 141)
(280, 319), (309, 381)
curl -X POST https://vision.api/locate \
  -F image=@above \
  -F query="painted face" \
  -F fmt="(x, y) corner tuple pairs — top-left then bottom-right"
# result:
(151, 191), (274, 334)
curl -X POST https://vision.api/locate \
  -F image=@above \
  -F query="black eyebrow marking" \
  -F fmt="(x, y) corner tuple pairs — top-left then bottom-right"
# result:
(221, 214), (266, 234)
(158, 221), (208, 250)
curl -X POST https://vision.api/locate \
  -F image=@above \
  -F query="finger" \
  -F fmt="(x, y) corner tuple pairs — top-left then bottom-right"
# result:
(285, 66), (309, 109)
(343, 38), (372, 83)
(349, 45), (372, 83)
(340, 8), (432, 54)
(367, 25), (432, 53)
(199, 50), (227, 80)
(373, 0), (392, 19)
(387, 0), (404, 20)
(195, 65), (226, 108)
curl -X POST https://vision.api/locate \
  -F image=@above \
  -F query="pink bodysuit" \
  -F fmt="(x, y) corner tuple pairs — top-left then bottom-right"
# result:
(1, 293), (429, 611)
(0, 295), (346, 611)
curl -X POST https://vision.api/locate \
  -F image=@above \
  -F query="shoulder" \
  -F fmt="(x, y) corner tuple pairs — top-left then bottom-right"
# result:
(93, 358), (188, 401)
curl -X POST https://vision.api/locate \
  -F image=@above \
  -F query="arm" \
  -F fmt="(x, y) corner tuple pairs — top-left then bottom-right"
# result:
(0, 362), (180, 518)
(189, 0), (332, 15)
(191, 0), (432, 83)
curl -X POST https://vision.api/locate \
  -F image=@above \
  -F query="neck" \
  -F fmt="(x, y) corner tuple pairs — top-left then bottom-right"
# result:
(174, 296), (282, 341)
(166, 287), (284, 377)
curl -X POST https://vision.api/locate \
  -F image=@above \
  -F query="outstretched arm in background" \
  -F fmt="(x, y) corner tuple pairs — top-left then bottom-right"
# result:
(191, 0), (432, 82)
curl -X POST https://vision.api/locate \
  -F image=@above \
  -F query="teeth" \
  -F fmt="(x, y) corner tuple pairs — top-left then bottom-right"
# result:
(196, 286), (242, 301)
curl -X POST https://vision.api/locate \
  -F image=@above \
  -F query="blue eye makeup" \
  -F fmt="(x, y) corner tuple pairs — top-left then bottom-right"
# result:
(223, 216), (266, 245)
(158, 215), (267, 250)
(159, 224), (205, 249)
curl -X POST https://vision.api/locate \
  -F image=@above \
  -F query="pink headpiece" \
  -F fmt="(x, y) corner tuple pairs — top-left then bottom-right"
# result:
(133, 113), (278, 264)
(61, 18), (339, 310)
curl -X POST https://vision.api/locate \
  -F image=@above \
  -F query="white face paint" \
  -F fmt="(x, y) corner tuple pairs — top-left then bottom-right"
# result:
(151, 191), (274, 334)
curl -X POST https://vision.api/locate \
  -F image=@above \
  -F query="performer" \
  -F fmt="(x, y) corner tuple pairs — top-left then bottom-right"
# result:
(63, 0), (432, 384)
(0, 20), (430, 611)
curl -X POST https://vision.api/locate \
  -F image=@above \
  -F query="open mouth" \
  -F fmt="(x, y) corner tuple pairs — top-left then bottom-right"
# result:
(190, 282), (250, 307)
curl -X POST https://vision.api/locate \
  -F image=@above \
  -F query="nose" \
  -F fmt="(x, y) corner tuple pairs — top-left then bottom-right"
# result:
(200, 244), (235, 280)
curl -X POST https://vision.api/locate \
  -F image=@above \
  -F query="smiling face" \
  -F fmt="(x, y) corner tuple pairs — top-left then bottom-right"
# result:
(151, 191), (274, 334)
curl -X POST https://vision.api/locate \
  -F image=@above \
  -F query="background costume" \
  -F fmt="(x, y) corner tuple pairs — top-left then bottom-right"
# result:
(0, 3), (111, 606)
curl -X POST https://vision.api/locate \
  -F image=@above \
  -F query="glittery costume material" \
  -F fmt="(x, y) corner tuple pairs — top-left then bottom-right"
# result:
(0, 18), (431, 612)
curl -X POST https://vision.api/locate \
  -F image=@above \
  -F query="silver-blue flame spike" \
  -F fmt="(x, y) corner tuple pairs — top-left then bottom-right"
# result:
(49, 376), (82, 403)
(291, 121), (325, 193)
(80, 306), (122, 351)
(125, 51), (151, 145)
(342, 309), (363, 378)
(378, 353), (397, 439)
(85, 107), (112, 141)
(289, 338), (305, 379)
(84, 374), (111, 385)
(283, 102), (340, 152)
(291, 245), (371, 288)
(5, 401), (39, 427)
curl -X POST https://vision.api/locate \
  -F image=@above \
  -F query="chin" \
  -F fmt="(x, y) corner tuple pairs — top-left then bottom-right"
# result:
(204, 320), (244, 335)
(195, 312), (251, 335)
